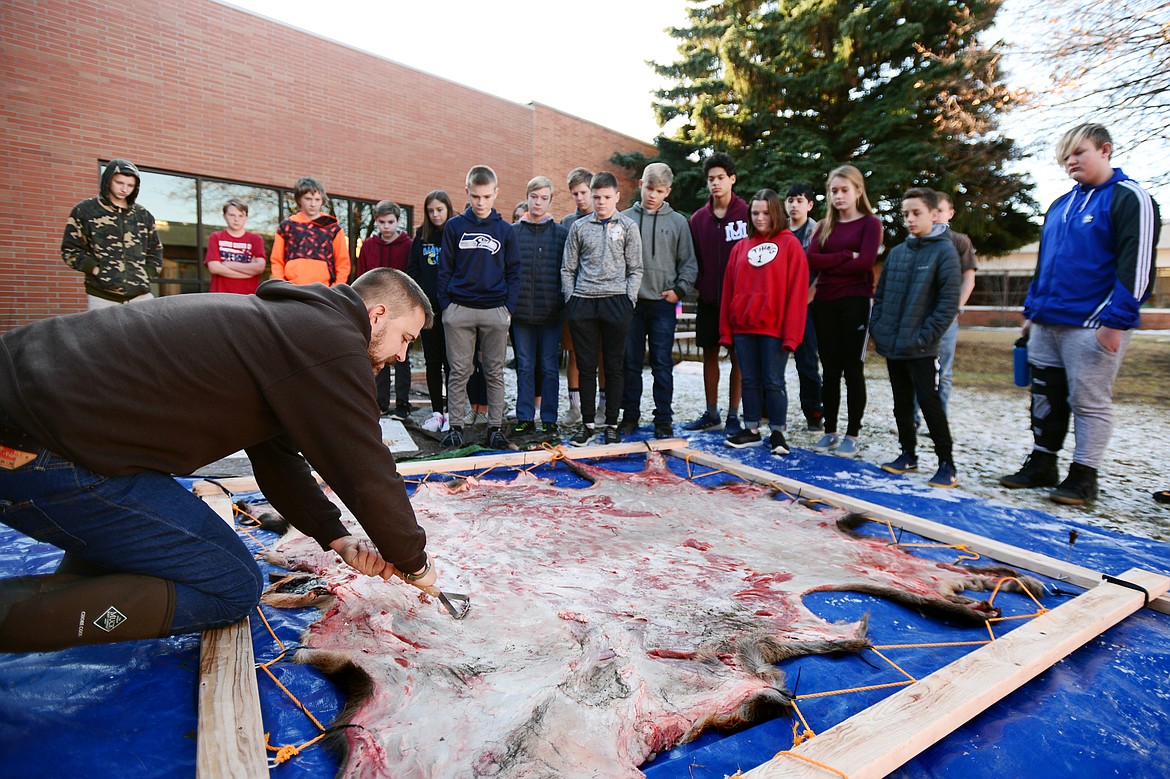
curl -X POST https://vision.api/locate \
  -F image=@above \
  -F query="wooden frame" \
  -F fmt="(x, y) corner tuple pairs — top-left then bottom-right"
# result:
(193, 485), (267, 779)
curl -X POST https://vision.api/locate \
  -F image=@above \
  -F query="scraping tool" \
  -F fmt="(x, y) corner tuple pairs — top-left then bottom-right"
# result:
(396, 572), (471, 619)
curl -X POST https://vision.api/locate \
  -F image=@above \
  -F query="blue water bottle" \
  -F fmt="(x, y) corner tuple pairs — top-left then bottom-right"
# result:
(1013, 336), (1030, 387)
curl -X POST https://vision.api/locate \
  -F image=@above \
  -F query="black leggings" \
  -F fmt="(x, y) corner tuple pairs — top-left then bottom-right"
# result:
(419, 314), (449, 413)
(811, 296), (871, 437)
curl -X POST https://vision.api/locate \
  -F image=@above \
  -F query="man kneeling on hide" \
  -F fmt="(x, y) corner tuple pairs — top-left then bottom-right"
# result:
(0, 268), (438, 651)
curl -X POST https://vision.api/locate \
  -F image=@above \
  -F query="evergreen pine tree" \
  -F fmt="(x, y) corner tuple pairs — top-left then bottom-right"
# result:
(635, 0), (1038, 253)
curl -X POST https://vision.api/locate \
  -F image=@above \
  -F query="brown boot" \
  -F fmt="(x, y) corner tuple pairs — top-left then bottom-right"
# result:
(0, 573), (176, 652)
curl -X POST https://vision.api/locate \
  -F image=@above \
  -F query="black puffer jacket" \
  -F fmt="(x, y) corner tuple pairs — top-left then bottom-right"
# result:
(871, 227), (961, 359)
(512, 217), (568, 326)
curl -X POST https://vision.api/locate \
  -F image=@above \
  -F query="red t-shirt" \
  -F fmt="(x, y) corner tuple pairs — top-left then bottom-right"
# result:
(205, 230), (267, 294)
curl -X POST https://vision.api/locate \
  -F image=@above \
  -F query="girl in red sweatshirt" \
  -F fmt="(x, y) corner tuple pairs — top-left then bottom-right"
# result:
(719, 189), (809, 455)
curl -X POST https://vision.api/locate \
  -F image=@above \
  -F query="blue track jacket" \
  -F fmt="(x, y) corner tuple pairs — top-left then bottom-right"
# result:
(1024, 169), (1160, 330)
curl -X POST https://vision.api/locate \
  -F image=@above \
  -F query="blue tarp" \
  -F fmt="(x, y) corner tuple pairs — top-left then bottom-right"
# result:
(2, 434), (1168, 778)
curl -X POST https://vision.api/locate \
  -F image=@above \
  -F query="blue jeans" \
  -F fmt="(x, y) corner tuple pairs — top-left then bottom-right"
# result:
(937, 317), (958, 413)
(0, 450), (263, 634)
(733, 334), (790, 428)
(513, 321), (562, 423)
(792, 306), (823, 419)
(622, 298), (677, 424)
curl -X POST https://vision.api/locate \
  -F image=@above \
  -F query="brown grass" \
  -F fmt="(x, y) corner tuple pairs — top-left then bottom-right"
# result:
(953, 329), (1170, 407)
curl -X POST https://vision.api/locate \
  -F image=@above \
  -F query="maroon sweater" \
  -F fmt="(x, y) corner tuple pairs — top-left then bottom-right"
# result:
(357, 231), (413, 276)
(806, 215), (883, 301)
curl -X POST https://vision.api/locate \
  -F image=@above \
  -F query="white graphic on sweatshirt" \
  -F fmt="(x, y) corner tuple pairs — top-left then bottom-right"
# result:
(747, 242), (779, 267)
(458, 233), (502, 254)
(725, 220), (748, 242)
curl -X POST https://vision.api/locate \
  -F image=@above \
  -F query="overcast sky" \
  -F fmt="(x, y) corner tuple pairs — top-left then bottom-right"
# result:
(223, 0), (1160, 210)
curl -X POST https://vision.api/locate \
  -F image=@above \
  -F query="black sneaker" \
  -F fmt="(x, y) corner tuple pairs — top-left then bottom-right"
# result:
(569, 425), (596, 447)
(1051, 462), (1099, 506)
(769, 430), (789, 455)
(540, 421), (558, 437)
(440, 426), (464, 449)
(682, 410), (723, 431)
(617, 416), (639, 436)
(512, 420), (537, 435)
(725, 429), (763, 449)
(928, 461), (959, 488)
(881, 452), (919, 474)
(484, 427), (510, 450)
(805, 413), (824, 432)
(1000, 450), (1059, 489)
(389, 403), (412, 421)
(603, 425), (621, 445)
(654, 422), (673, 439)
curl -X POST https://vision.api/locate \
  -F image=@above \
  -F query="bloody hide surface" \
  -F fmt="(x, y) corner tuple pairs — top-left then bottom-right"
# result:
(270, 454), (1037, 778)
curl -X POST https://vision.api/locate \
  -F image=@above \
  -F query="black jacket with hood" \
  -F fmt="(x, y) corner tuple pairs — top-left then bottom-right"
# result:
(60, 159), (164, 302)
(0, 280), (427, 572)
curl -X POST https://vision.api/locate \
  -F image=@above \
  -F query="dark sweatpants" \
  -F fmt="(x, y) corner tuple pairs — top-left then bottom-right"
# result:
(567, 294), (633, 427)
(887, 356), (953, 463)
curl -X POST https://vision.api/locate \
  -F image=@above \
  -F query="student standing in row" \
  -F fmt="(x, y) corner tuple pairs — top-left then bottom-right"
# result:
(438, 166), (518, 451)
(719, 189), (808, 456)
(359, 201), (414, 418)
(205, 198), (267, 295)
(932, 192), (978, 413)
(1000, 122), (1160, 505)
(408, 191), (456, 433)
(61, 159), (163, 309)
(563, 172), (643, 446)
(685, 153), (750, 436)
(271, 177), (350, 287)
(872, 188), (961, 488)
(807, 165), (882, 456)
(562, 166), (597, 424)
(512, 177), (568, 438)
(619, 163), (697, 440)
(784, 183), (824, 431)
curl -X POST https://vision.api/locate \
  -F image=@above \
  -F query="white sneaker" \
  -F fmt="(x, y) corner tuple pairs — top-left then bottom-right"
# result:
(422, 412), (449, 433)
(563, 406), (582, 426)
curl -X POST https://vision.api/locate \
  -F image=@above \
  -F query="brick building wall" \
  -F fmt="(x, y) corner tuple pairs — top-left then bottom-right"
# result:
(0, 0), (654, 330)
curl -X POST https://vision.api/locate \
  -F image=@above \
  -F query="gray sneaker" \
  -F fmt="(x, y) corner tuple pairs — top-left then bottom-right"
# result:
(811, 433), (840, 451)
(835, 436), (862, 456)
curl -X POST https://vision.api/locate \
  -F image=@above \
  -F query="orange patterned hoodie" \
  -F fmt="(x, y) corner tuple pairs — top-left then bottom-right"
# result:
(270, 211), (351, 286)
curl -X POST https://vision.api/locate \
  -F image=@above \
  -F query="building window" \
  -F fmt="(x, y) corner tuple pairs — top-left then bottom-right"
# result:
(102, 162), (387, 294)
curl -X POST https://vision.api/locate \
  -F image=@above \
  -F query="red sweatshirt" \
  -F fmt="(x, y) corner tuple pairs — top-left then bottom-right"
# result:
(356, 231), (413, 277)
(806, 215), (882, 301)
(719, 230), (809, 350)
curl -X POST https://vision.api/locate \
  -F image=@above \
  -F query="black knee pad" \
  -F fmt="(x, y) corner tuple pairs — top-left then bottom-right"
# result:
(1030, 364), (1070, 452)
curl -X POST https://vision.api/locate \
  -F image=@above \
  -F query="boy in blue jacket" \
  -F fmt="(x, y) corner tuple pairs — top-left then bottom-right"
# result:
(871, 188), (961, 488)
(438, 165), (520, 450)
(1000, 123), (1161, 505)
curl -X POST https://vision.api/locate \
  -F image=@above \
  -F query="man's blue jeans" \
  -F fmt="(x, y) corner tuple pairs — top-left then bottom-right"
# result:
(0, 450), (263, 634)
(733, 333), (790, 428)
(622, 298), (677, 425)
(513, 321), (562, 424)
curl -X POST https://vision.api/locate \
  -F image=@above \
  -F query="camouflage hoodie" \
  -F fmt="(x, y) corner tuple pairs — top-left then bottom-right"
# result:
(61, 159), (163, 302)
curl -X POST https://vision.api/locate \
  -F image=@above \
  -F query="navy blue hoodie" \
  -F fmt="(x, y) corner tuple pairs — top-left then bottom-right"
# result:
(438, 207), (520, 311)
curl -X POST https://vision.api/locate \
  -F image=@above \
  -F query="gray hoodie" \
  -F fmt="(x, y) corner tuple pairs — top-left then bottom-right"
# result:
(562, 211), (643, 302)
(622, 201), (697, 302)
